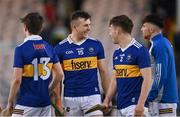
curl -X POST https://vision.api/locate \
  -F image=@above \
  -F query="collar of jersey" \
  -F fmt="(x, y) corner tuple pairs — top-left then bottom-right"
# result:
(150, 32), (162, 43)
(119, 38), (136, 52)
(67, 34), (88, 45)
(24, 35), (42, 42)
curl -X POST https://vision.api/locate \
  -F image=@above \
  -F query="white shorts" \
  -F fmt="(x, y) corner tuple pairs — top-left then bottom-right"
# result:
(12, 104), (52, 117)
(118, 105), (149, 116)
(149, 102), (177, 116)
(63, 94), (103, 116)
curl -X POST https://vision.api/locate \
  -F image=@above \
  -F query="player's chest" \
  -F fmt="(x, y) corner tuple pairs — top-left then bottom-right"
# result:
(113, 51), (137, 65)
(62, 46), (98, 59)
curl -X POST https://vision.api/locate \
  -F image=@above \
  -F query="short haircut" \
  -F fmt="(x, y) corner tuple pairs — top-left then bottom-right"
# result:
(109, 15), (133, 34)
(21, 12), (43, 34)
(142, 14), (164, 28)
(71, 10), (91, 22)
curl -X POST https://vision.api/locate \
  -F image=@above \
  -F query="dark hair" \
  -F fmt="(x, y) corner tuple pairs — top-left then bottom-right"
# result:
(142, 14), (164, 28)
(71, 10), (91, 21)
(109, 15), (133, 34)
(21, 12), (43, 34)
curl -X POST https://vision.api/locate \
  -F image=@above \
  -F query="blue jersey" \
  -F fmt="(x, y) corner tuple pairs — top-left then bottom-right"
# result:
(13, 35), (59, 107)
(54, 36), (105, 97)
(113, 39), (151, 109)
(148, 33), (179, 103)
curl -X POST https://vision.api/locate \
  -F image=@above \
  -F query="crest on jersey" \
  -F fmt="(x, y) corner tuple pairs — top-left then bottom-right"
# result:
(88, 47), (94, 54)
(126, 54), (132, 62)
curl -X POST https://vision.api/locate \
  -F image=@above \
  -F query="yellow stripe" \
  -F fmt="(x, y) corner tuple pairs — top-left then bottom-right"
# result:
(115, 65), (142, 78)
(159, 108), (173, 114)
(22, 63), (53, 77)
(63, 57), (97, 71)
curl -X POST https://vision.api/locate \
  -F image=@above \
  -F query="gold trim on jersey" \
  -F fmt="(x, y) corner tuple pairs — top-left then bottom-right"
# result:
(159, 108), (173, 114)
(63, 57), (97, 71)
(22, 63), (53, 77)
(115, 65), (142, 78)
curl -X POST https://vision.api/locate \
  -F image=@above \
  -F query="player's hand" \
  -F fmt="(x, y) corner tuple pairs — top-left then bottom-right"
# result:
(55, 99), (66, 116)
(50, 92), (65, 116)
(134, 104), (144, 116)
(102, 100), (112, 114)
(1, 107), (13, 116)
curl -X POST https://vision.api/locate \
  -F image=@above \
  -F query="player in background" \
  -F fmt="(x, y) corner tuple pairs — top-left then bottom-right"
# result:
(103, 15), (152, 116)
(141, 14), (179, 116)
(54, 10), (110, 116)
(2, 12), (64, 116)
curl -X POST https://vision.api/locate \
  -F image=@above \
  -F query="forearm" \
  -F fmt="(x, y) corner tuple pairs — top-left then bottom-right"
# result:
(53, 81), (62, 99)
(138, 78), (152, 105)
(8, 80), (21, 106)
(138, 68), (152, 105)
(49, 63), (64, 95)
(104, 78), (116, 103)
(49, 75), (62, 94)
(100, 71), (110, 94)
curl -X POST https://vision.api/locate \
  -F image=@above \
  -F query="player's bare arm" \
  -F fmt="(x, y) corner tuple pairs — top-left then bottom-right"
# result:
(134, 67), (152, 116)
(49, 62), (64, 94)
(103, 70), (117, 109)
(7, 68), (22, 109)
(97, 59), (110, 94)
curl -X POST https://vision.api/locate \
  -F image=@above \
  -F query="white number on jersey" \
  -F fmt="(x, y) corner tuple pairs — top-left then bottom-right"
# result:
(32, 57), (51, 81)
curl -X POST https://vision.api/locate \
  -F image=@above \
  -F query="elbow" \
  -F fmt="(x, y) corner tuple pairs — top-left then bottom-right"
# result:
(59, 73), (64, 81)
(13, 78), (21, 85)
(56, 72), (64, 82)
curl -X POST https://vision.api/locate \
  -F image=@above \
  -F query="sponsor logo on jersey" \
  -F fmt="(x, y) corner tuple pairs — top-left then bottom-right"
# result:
(65, 50), (74, 54)
(115, 65), (142, 78)
(33, 43), (45, 50)
(63, 57), (97, 71)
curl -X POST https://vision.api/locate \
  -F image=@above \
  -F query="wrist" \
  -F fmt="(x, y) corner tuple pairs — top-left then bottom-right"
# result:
(137, 102), (145, 107)
(7, 101), (13, 108)
(56, 99), (62, 107)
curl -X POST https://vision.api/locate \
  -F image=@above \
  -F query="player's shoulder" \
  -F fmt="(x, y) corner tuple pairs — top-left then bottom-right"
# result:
(87, 37), (101, 42)
(132, 39), (143, 49)
(86, 37), (103, 46)
(55, 38), (69, 48)
(59, 38), (68, 45)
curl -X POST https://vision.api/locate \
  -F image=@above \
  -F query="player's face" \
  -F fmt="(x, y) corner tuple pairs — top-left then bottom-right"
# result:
(74, 18), (91, 39)
(141, 23), (152, 40)
(109, 24), (119, 44)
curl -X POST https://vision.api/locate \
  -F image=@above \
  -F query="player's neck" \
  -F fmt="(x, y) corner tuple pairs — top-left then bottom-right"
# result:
(70, 33), (85, 43)
(150, 31), (161, 40)
(118, 34), (132, 49)
(25, 32), (34, 38)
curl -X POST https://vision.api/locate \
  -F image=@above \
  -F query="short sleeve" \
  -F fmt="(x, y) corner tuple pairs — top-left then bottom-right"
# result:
(137, 47), (151, 69)
(53, 49), (59, 64)
(112, 51), (117, 70)
(54, 44), (63, 64)
(97, 41), (105, 59)
(13, 47), (23, 68)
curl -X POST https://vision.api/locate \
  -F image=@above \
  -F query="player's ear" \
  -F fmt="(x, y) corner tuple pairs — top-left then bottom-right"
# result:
(24, 24), (28, 32)
(117, 26), (122, 35)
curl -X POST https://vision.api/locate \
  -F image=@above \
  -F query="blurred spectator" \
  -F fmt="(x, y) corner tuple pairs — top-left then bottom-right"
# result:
(51, 18), (69, 46)
(43, 0), (57, 24)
